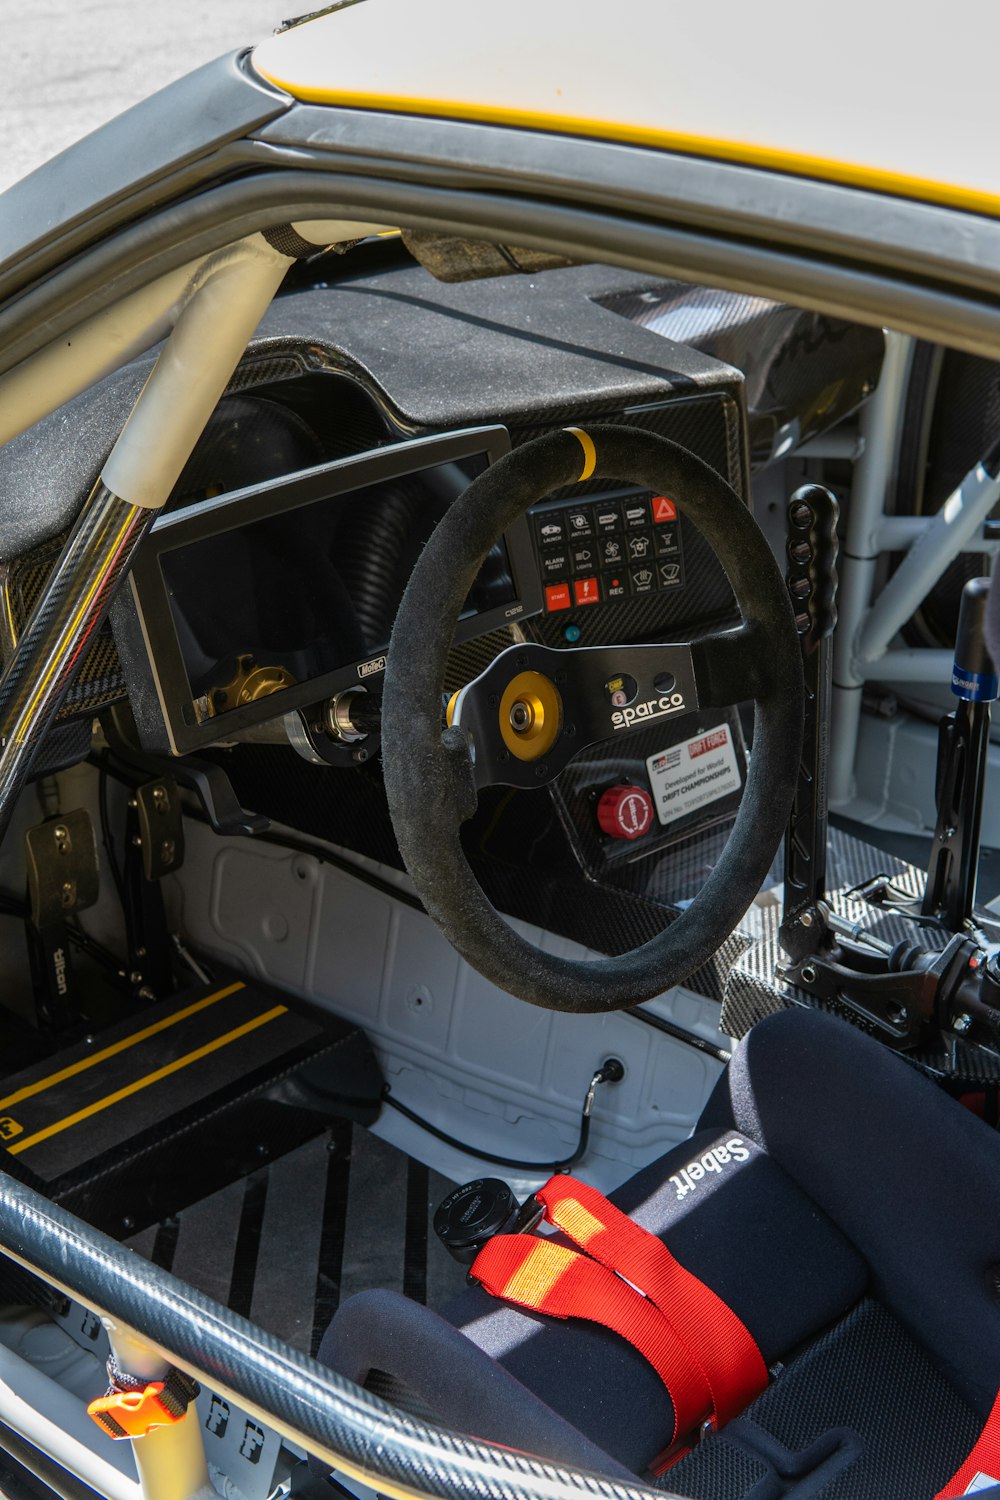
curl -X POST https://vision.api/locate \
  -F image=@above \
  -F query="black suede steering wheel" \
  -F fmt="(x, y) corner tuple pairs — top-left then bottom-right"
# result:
(382, 425), (803, 1013)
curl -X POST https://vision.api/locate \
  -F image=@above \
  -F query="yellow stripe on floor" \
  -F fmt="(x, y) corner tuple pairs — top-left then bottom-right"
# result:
(0, 982), (245, 1113)
(8, 1004), (286, 1156)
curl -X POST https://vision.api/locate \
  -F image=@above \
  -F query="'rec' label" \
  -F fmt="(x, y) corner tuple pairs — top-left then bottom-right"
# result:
(645, 722), (742, 826)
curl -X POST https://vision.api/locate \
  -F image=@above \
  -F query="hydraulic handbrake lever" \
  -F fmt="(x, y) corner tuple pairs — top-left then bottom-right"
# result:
(921, 577), (998, 929)
(780, 485), (839, 961)
(776, 551), (999, 1053)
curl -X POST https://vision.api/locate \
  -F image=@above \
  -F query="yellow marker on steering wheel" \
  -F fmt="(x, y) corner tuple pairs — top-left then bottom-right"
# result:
(564, 427), (597, 482)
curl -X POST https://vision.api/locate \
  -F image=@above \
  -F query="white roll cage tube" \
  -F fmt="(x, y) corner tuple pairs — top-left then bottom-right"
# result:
(0, 222), (388, 848)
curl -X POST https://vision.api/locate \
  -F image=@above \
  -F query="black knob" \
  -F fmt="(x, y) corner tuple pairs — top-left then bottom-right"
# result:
(953, 577), (998, 702)
(433, 1179), (521, 1265)
(786, 485), (840, 642)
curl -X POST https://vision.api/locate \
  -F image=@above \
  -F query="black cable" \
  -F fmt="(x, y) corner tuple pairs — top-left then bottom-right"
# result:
(66, 921), (127, 979)
(89, 749), (428, 918)
(625, 1005), (732, 1063)
(381, 1060), (624, 1174)
(97, 756), (127, 914)
(0, 892), (124, 977)
(381, 1090), (591, 1173)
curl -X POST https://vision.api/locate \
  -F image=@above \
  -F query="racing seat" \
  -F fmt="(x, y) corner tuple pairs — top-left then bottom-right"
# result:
(317, 1009), (1000, 1498)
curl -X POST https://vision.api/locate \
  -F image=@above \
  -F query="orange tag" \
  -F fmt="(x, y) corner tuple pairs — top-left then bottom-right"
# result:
(88, 1382), (190, 1440)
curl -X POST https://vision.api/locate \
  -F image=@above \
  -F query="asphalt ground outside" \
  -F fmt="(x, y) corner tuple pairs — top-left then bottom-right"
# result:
(0, 2), (292, 193)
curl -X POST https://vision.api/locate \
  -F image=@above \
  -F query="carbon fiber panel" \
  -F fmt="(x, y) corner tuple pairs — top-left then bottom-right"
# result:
(509, 392), (743, 494)
(0, 540), (125, 721)
(720, 826), (1000, 1083)
(597, 283), (883, 470)
(445, 627), (519, 694)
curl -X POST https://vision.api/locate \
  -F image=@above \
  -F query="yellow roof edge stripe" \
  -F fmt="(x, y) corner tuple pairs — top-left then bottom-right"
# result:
(251, 78), (1000, 222)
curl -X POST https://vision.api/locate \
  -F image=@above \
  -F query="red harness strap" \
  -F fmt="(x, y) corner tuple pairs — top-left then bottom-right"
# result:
(473, 1235), (712, 1444)
(935, 1388), (1000, 1498)
(537, 1176), (767, 1425)
(470, 1173), (767, 1446)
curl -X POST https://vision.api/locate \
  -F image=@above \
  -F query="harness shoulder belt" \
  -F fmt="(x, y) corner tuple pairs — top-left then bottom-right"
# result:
(472, 1173), (767, 1447)
(935, 1388), (1000, 1498)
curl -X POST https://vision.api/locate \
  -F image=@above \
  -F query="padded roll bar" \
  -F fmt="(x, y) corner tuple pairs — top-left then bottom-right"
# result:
(0, 1170), (672, 1500)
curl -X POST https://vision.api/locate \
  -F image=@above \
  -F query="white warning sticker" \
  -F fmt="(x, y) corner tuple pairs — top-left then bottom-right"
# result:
(196, 1388), (282, 1500)
(646, 723), (742, 826)
(964, 1476), (1000, 1495)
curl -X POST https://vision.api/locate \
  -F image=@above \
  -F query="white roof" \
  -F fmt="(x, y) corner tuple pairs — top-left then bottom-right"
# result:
(253, 0), (1000, 217)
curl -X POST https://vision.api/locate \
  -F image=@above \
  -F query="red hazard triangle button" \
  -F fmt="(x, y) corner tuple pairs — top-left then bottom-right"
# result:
(652, 495), (677, 523)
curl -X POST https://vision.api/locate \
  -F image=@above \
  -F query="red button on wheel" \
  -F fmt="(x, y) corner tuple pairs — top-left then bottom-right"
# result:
(652, 495), (677, 522)
(545, 583), (572, 611)
(573, 576), (600, 606)
(596, 783), (655, 840)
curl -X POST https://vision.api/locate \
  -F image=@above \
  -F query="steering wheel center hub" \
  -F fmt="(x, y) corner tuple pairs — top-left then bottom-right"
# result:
(499, 670), (562, 760)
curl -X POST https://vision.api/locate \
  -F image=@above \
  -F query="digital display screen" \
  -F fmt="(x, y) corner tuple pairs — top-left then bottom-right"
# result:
(157, 452), (515, 723)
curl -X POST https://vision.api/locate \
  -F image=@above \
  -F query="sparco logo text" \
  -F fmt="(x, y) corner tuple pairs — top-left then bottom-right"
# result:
(611, 693), (685, 731)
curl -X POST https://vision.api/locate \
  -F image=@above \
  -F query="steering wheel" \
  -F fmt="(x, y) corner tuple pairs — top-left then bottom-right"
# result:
(382, 425), (802, 1013)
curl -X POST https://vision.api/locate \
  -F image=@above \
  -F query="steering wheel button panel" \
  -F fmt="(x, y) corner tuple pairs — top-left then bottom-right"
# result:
(531, 488), (685, 613)
(597, 784), (655, 840)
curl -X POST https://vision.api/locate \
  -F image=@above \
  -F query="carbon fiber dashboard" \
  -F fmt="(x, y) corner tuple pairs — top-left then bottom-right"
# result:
(0, 254), (879, 815)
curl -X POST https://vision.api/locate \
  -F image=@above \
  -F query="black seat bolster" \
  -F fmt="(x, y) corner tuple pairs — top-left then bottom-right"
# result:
(715, 1006), (1000, 1418)
(314, 1287), (634, 1479)
(666, 1299), (985, 1500)
(437, 1130), (867, 1473)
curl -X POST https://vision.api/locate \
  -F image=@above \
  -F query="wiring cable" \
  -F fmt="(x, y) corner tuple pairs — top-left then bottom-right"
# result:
(381, 1058), (624, 1174)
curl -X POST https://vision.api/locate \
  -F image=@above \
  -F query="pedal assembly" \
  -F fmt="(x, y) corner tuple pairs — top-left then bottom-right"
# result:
(4, 767), (384, 1237)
